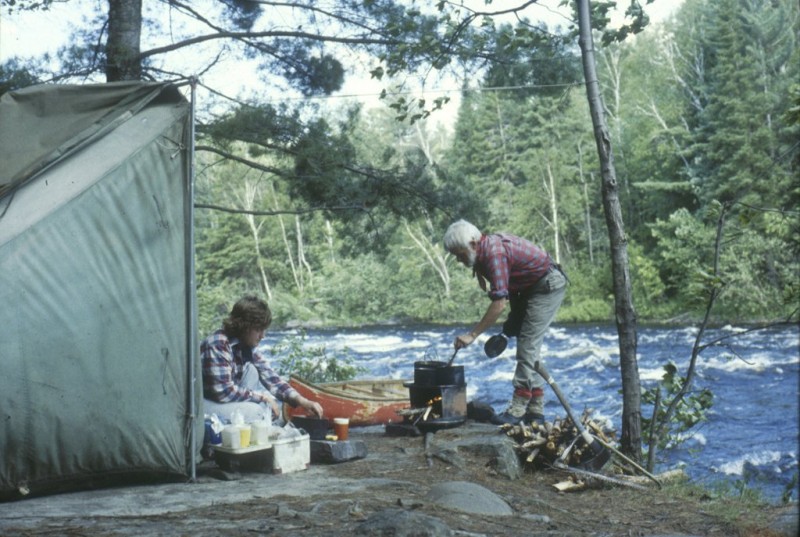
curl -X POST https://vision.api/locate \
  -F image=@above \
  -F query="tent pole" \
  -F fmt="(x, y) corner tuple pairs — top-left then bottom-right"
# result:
(187, 78), (199, 482)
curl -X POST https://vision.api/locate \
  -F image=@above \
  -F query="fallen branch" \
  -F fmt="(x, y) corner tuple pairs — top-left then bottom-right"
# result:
(551, 462), (649, 491)
(590, 434), (662, 488)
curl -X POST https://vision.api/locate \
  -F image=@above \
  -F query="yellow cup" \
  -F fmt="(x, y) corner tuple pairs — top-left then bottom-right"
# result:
(239, 424), (251, 448)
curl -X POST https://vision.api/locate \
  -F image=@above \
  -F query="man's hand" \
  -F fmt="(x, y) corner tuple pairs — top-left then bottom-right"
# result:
(261, 394), (281, 419)
(300, 397), (324, 418)
(454, 333), (476, 350)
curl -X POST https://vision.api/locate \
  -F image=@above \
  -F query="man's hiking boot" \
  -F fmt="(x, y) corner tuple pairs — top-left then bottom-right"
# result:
(489, 391), (529, 426)
(525, 412), (545, 426)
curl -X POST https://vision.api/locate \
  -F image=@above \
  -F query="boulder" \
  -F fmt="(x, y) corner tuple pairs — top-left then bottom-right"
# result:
(310, 439), (368, 463)
(356, 508), (452, 536)
(425, 481), (513, 516)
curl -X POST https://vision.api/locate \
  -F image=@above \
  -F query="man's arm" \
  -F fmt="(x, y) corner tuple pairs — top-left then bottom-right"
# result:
(454, 298), (507, 349)
(252, 353), (324, 417)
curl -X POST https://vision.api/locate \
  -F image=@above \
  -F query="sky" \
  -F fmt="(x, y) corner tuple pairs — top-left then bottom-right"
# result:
(0, 0), (684, 123)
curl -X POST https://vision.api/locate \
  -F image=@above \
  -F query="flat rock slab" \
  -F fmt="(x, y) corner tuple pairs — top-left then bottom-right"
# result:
(425, 480), (513, 516)
(310, 439), (368, 463)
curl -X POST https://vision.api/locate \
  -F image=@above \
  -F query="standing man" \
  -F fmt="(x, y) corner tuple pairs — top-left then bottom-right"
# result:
(443, 220), (566, 425)
(201, 295), (323, 423)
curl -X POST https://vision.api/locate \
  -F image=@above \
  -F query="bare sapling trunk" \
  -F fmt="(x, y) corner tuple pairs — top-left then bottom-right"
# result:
(646, 204), (727, 469)
(576, 0), (642, 458)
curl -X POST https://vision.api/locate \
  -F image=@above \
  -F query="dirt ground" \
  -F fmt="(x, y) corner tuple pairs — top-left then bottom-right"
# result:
(2, 423), (797, 537)
(258, 425), (796, 537)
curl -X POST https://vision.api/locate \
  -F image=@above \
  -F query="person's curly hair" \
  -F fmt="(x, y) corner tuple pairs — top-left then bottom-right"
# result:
(222, 295), (272, 338)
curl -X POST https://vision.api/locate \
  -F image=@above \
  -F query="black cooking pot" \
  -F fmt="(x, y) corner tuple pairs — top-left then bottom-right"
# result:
(413, 361), (465, 387)
(290, 416), (330, 440)
(414, 360), (446, 386)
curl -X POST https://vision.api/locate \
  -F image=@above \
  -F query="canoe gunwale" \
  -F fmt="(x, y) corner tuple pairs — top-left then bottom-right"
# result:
(289, 375), (409, 403)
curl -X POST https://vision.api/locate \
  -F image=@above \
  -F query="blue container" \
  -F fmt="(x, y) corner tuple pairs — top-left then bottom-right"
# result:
(204, 419), (222, 445)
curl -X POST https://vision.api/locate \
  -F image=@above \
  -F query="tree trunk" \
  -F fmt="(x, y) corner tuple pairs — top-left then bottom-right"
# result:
(576, 0), (642, 459)
(545, 161), (560, 263)
(404, 218), (450, 297)
(295, 215), (313, 288)
(239, 179), (272, 300)
(268, 182), (302, 293)
(106, 0), (142, 81)
(577, 142), (594, 264)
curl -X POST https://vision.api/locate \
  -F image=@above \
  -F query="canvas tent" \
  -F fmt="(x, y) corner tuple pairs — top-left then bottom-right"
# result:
(0, 81), (202, 500)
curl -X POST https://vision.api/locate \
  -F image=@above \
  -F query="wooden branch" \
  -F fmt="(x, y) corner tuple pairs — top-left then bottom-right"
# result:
(194, 202), (366, 217)
(590, 434), (661, 488)
(619, 469), (686, 486)
(552, 462), (648, 491)
(141, 29), (397, 59)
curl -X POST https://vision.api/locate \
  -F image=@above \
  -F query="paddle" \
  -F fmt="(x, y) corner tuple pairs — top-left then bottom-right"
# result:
(533, 361), (610, 471)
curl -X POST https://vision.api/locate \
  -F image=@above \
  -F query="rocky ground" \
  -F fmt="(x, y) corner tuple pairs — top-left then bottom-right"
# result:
(1, 422), (797, 537)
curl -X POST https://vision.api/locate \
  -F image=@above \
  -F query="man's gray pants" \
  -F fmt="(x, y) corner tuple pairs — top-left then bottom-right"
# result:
(513, 268), (567, 392)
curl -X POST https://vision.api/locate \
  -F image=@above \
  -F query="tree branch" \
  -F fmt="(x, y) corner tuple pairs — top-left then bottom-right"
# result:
(194, 202), (367, 217)
(140, 29), (398, 59)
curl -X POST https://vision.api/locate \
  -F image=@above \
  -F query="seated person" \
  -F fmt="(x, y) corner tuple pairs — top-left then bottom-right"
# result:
(201, 295), (323, 424)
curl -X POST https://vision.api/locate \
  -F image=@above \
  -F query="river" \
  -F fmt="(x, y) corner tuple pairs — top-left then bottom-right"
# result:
(263, 323), (799, 503)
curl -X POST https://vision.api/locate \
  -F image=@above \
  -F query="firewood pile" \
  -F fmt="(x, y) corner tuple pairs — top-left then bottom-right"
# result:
(500, 410), (615, 469)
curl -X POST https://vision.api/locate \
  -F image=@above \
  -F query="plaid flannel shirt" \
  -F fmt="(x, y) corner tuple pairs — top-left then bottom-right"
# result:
(201, 329), (298, 404)
(474, 233), (552, 301)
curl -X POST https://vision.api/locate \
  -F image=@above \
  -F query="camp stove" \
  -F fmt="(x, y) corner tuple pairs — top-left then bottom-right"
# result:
(403, 361), (467, 433)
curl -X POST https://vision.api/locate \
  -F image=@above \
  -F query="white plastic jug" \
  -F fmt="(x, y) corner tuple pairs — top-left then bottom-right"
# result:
(221, 426), (241, 449)
(231, 409), (244, 426)
(252, 420), (270, 445)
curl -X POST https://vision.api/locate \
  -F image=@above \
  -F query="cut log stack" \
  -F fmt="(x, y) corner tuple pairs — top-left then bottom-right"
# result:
(500, 411), (616, 469)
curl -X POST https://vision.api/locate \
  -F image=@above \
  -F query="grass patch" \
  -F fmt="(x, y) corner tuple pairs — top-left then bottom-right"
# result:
(659, 477), (785, 532)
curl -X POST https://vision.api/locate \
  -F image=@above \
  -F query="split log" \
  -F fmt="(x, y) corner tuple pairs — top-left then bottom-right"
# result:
(552, 478), (585, 492)
(500, 408), (661, 492)
(586, 419), (612, 444)
(395, 407), (428, 417)
(520, 437), (548, 450)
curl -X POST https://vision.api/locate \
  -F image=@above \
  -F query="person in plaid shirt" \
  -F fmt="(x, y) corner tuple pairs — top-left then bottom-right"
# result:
(443, 220), (567, 425)
(201, 295), (323, 424)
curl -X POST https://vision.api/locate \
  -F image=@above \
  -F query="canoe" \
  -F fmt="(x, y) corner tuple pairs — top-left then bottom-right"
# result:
(284, 375), (411, 426)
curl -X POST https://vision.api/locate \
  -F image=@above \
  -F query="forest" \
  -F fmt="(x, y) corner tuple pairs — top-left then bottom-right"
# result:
(191, 0), (798, 334)
(2, 0), (798, 337)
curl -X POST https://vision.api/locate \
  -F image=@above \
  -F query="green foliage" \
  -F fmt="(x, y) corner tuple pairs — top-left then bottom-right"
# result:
(649, 209), (715, 304)
(642, 361), (714, 449)
(649, 203), (799, 321)
(0, 59), (41, 95)
(556, 261), (614, 322)
(268, 330), (366, 383)
(184, 0), (800, 330)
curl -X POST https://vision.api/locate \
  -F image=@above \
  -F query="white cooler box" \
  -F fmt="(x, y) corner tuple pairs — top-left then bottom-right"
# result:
(271, 433), (310, 474)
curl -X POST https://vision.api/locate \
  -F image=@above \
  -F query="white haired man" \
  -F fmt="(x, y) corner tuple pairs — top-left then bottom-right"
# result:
(443, 219), (567, 425)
